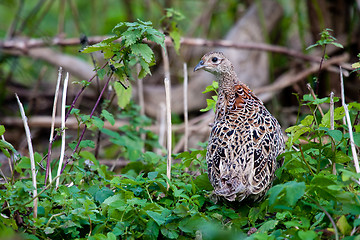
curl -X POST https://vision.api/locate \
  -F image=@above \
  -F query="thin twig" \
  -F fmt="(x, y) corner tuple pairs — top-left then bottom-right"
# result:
(0, 36), (327, 64)
(164, 78), (172, 189)
(61, 72), (114, 173)
(306, 83), (324, 117)
(56, 72), (69, 188)
(15, 94), (38, 218)
(340, 67), (360, 173)
(183, 62), (189, 152)
(307, 194), (339, 240)
(45, 67), (62, 184)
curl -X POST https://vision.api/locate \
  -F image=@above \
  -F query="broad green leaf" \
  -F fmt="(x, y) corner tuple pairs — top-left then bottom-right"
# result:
(169, 30), (181, 54)
(300, 115), (314, 126)
(92, 116), (104, 129)
(298, 230), (318, 240)
(146, 211), (166, 225)
(97, 68), (106, 80)
(326, 129), (343, 142)
(147, 171), (158, 180)
(336, 215), (352, 235)
(271, 181), (305, 206)
(101, 109), (115, 126)
(114, 82), (132, 109)
(257, 220), (278, 233)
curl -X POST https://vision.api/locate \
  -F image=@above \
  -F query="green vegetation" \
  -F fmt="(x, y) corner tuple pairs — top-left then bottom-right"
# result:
(1, 17), (360, 239)
(1, 1), (360, 239)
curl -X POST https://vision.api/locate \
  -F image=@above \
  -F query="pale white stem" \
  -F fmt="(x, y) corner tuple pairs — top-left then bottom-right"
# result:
(48, 67), (63, 183)
(15, 93), (38, 218)
(137, 74), (145, 152)
(330, 92), (336, 175)
(164, 78), (172, 188)
(340, 67), (359, 173)
(183, 62), (189, 151)
(156, 103), (166, 155)
(56, 72), (69, 188)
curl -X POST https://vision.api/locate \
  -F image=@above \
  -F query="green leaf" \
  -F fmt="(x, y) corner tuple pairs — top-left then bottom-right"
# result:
(122, 28), (142, 47)
(82, 42), (110, 53)
(97, 68), (106, 80)
(146, 211), (166, 226)
(147, 171), (158, 180)
(193, 173), (213, 191)
(130, 43), (154, 63)
(114, 82), (132, 109)
(0, 125), (5, 135)
(257, 220), (278, 233)
(101, 110), (115, 126)
(300, 115), (314, 126)
(352, 62), (360, 69)
(200, 98), (217, 112)
(336, 215), (352, 235)
(298, 230), (318, 240)
(169, 30), (181, 54)
(269, 181), (305, 207)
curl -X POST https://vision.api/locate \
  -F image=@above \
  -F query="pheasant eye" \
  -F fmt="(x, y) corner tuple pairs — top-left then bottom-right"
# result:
(211, 57), (218, 63)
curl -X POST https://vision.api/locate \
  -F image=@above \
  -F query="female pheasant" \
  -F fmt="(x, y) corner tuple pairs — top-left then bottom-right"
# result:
(194, 52), (285, 202)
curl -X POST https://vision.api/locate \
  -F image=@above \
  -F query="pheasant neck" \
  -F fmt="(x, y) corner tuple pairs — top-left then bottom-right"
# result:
(217, 70), (238, 98)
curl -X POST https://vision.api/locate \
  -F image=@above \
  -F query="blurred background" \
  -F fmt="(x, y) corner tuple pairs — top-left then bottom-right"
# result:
(0, 0), (359, 171)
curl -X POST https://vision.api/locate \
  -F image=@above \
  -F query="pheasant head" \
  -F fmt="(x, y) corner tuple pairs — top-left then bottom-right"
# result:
(193, 52), (235, 75)
(194, 52), (239, 96)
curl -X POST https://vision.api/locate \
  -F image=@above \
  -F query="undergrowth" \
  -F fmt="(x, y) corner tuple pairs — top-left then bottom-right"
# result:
(1, 20), (360, 240)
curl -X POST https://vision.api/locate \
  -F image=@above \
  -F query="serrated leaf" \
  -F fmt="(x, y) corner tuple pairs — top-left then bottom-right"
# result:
(130, 43), (154, 63)
(138, 58), (151, 78)
(122, 28), (142, 47)
(145, 28), (165, 49)
(284, 181), (305, 206)
(114, 82), (132, 109)
(101, 110), (115, 126)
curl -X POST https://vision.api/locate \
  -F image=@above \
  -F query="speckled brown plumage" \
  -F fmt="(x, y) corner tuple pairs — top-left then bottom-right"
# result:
(194, 52), (285, 202)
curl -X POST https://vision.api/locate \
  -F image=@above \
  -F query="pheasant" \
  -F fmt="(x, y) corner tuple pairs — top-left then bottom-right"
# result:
(194, 52), (285, 202)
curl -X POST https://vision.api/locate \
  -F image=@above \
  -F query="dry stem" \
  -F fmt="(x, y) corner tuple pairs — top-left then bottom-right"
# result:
(15, 93), (38, 218)
(55, 72), (69, 188)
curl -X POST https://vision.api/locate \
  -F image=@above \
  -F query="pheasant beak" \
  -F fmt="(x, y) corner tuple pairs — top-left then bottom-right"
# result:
(194, 60), (206, 72)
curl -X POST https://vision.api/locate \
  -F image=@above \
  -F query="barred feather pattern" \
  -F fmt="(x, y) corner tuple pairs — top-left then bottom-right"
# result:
(194, 52), (285, 202)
